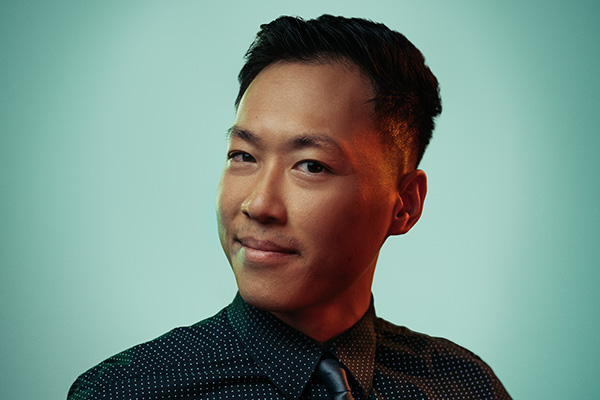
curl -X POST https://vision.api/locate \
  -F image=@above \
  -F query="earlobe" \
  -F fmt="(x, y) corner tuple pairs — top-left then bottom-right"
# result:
(387, 169), (427, 236)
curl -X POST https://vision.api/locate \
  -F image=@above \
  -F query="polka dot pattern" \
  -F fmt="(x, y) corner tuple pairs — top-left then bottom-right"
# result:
(68, 293), (511, 399)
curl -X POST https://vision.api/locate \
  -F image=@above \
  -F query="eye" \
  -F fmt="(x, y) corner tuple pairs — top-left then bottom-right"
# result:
(228, 151), (256, 163)
(296, 160), (328, 174)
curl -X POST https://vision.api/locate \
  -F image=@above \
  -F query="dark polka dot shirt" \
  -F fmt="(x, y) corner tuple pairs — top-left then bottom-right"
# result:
(68, 293), (511, 399)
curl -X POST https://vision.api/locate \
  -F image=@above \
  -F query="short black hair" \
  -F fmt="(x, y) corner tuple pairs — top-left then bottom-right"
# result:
(235, 15), (442, 169)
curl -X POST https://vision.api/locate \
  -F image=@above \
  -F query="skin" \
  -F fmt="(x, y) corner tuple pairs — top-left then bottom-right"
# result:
(216, 61), (427, 342)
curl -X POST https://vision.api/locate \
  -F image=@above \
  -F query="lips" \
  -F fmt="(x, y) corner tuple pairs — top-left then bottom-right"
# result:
(235, 236), (299, 264)
(237, 237), (298, 254)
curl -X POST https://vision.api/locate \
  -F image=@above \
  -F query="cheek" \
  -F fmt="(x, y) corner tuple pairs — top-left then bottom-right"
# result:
(217, 175), (240, 216)
(292, 186), (362, 242)
(301, 188), (390, 264)
(216, 177), (239, 242)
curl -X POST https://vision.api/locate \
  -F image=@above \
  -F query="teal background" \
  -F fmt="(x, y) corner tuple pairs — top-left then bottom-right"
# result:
(1, 1), (599, 398)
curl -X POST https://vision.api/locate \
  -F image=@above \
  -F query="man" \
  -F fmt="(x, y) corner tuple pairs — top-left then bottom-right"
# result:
(69, 15), (511, 399)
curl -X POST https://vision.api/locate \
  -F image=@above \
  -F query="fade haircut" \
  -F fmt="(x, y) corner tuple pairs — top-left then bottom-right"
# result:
(235, 15), (442, 169)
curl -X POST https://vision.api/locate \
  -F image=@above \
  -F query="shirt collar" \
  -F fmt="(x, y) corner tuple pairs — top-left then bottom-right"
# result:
(227, 293), (377, 399)
(327, 301), (377, 396)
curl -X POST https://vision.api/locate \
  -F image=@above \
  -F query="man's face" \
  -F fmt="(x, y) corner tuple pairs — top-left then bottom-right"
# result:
(216, 61), (400, 314)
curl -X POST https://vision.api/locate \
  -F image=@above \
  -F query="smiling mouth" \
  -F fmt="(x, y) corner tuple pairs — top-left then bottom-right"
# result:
(238, 237), (297, 253)
(236, 237), (299, 262)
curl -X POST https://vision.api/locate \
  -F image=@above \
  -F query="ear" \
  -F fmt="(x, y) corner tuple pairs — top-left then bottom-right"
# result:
(387, 169), (427, 236)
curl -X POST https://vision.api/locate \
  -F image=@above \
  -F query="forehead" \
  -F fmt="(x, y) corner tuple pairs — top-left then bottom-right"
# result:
(234, 62), (377, 145)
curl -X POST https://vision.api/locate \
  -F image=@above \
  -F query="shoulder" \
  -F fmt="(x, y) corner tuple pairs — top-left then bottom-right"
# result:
(374, 316), (481, 361)
(373, 317), (511, 399)
(68, 307), (239, 399)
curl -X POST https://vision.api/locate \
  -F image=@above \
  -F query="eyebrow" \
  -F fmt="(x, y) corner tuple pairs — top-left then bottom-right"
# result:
(226, 126), (263, 145)
(227, 126), (346, 154)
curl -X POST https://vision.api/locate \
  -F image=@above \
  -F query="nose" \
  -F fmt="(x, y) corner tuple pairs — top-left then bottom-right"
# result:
(241, 165), (287, 224)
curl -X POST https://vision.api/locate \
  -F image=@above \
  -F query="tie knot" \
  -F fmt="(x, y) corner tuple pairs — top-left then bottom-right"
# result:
(315, 357), (354, 400)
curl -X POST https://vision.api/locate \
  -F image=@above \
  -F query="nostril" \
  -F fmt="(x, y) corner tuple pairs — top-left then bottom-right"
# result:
(241, 200), (251, 217)
(240, 193), (287, 224)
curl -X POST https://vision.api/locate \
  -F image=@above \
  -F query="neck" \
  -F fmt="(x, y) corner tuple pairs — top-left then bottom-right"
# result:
(271, 272), (374, 343)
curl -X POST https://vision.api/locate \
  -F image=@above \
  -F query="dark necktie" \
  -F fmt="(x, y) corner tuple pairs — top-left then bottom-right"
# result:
(315, 357), (355, 400)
